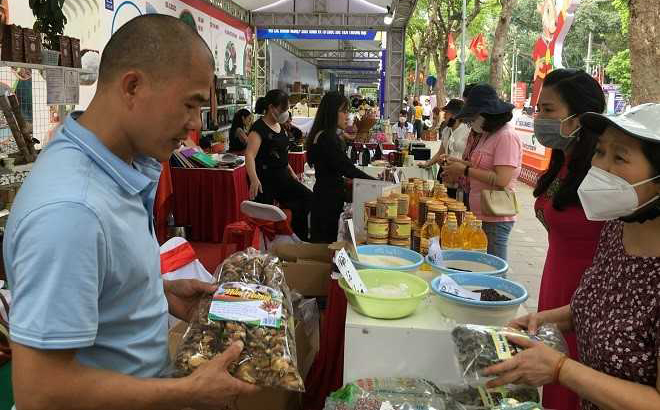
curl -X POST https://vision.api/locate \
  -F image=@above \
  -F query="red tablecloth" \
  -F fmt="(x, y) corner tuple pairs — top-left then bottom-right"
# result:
(171, 165), (249, 243)
(288, 151), (307, 175)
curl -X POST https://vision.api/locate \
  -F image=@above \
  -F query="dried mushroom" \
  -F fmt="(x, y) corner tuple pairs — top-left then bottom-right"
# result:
(451, 324), (568, 381)
(174, 249), (304, 392)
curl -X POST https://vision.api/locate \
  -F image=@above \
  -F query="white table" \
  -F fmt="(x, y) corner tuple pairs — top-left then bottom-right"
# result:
(343, 269), (526, 386)
(358, 164), (437, 181)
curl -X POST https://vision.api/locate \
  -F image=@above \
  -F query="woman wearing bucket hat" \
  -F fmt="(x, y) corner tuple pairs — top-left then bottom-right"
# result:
(442, 84), (522, 261)
(532, 69), (607, 410)
(486, 104), (660, 410)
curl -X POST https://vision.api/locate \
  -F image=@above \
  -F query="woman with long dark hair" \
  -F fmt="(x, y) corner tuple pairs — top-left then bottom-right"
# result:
(531, 69), (606, 410)
(245, 89), (312, 240)
(306, 91), (375, 243)
(228, 108), (252, 152)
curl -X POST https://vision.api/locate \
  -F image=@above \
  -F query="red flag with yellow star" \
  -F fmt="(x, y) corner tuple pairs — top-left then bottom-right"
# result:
(469, 33), (489, 61)
(447, 33), (457, 61)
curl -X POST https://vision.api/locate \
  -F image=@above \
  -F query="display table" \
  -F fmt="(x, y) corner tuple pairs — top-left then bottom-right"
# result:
(343, 269), (526, 386)
(171, 165), (249, 243)
(358, 164), (437, 181)
(292, 116), (315, 135)
(288, 151), (307, 176)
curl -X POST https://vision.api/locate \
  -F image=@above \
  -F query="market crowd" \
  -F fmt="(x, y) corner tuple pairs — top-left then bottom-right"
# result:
(0, 14), (658, 410)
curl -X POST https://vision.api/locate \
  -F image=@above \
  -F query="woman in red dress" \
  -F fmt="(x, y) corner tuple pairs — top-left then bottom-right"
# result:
(532, 69), (606, 410)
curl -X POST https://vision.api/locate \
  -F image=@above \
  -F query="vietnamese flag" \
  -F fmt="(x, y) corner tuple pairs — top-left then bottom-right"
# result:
(447, 33), (457, 61)
(469, 33), (489, 61)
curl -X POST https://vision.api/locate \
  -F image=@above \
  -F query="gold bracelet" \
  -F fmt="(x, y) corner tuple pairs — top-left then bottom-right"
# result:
(553, 354), (568, 384)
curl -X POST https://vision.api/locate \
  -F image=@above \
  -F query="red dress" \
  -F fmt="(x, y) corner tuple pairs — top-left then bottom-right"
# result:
(534, 165), (604, 410)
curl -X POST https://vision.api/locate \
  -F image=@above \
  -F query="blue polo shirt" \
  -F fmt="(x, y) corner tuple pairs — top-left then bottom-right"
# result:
(4, 112), (169, 377)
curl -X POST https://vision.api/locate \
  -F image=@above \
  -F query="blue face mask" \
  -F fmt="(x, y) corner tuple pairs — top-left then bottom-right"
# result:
(533, 114), (581, 151)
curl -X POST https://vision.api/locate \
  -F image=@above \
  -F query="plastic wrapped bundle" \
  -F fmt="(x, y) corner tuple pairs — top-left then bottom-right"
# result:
(173, 249), (304, 391)
(324, 378), (447, 410)
(437, 384), (540, 410)
(451, 324), (568, 381)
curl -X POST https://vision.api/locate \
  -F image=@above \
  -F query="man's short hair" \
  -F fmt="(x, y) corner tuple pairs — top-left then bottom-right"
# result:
(98, 14), (213, 85)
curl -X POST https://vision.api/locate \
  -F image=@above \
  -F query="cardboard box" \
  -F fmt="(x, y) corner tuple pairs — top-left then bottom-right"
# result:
(272, 242), (334, 297)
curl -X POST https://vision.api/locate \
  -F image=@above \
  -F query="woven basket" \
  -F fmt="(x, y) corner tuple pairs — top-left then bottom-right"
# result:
(40, 49), (60, 66)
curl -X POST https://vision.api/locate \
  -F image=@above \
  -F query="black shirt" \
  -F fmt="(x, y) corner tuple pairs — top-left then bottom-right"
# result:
(250, 118), (289, 172)
(229, 126), (248, 152)
(308, 130), (374, 196)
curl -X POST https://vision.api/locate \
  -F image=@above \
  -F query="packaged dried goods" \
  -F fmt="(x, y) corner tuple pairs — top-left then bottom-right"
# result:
(173, 249), (304, 391)
(437, 384), (539, 410)
(451, 324), (568, 381)
(324, 378), (446, 410)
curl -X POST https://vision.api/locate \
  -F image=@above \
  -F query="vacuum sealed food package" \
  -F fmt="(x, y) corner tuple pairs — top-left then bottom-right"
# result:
(173, 249), (304, 391)
(437, 384), (539, 410)
(324, 378), (447, 410)
(451, 324), (568, 381)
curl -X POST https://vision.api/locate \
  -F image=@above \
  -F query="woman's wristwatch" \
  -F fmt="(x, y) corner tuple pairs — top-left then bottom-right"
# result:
(464, 165), (470, 177)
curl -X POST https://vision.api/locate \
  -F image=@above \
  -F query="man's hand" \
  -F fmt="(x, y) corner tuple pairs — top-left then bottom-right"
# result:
(186, 341), (260, 408)
(164, 279), (217, 322)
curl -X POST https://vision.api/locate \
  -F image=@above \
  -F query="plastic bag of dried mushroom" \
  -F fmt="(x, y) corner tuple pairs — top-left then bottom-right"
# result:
(173, 249), (304, 392)
(451, 324), (568, 382)
(436, 383), (540, 410)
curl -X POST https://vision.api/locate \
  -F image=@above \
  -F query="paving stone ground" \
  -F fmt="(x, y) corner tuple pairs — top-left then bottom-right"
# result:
(506, 182), (548, 313)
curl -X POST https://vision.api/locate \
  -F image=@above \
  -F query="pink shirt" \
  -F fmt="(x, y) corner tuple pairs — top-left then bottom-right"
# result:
(468, 123), (522, 222)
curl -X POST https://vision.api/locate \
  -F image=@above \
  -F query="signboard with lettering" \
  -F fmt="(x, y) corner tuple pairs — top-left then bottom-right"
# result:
(256, 28), (377, 41)
(513, 110), (546, 157)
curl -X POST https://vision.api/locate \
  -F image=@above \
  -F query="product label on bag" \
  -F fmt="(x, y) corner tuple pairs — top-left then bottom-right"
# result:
(490, 330), (513, 360)
(208, 282), (283, 328)
(477, 386), (511, 407)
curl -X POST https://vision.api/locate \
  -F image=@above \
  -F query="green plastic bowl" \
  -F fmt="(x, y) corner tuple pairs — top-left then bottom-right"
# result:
(339, 269), (430, 319)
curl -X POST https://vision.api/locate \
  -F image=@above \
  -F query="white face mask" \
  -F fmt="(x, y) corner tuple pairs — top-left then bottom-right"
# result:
(471, 115), (485, 133)
(276, 110), (289, 124)
(578, 166), (660, 221)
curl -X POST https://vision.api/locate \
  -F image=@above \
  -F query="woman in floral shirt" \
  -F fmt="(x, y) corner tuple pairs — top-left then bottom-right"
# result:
(485, 104), (660, 410)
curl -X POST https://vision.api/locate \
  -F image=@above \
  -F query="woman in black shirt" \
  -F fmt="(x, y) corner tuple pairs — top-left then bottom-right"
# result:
(246, 89), (312, 240)
(228, 108), (252, 152)
(306, 91), (375, 243)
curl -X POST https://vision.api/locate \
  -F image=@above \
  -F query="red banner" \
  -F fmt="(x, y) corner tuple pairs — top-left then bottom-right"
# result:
(469, 33), (489, 61)
(447, 33), (457, 61)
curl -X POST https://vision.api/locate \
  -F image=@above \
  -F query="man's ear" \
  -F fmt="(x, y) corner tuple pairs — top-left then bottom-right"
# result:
(118, 70), (145, 110)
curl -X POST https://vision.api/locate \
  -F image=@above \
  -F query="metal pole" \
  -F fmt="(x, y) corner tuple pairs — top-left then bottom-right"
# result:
(413, 57), (419, 97)
(510, 45), (516, 104)
(459, 0), (467, 96)
(586, 32), (593, 73)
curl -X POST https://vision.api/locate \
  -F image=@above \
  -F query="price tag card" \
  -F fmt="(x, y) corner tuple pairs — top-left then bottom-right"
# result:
(346, 218), (359, 261)
(334, 248), (367, 293)
(428, 237), (443, 266)
(437, 275), (481, 300)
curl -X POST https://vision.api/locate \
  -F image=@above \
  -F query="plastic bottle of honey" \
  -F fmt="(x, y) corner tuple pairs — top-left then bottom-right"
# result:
(408, 183), (419, 222)
(469, 219), (488, 253)
(441, 213), (460, 250)
(458, 214), (475, 250)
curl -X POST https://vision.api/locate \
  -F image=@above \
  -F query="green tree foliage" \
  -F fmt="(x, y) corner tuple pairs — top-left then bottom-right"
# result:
(606, 49), (631, 98)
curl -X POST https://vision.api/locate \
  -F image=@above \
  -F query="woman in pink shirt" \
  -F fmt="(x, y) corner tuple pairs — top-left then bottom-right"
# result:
(442, 84), (522, 262)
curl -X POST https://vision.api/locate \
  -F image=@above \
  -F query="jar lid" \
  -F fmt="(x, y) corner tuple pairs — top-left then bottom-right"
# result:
(419, 197), (432, 203)
(449, 203), (466, 210)
(395, 216), (411, 223)
(368, 217), (389, 223)
(367, 237), (389, 244)
(398, 194), (409, 200)
(366, 200), (378, 206)
(428, 203), (447, 211)
(389, 239), (411, 245)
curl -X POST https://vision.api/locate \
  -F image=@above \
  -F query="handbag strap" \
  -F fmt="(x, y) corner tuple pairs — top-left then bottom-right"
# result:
(0, 292), (8, 330)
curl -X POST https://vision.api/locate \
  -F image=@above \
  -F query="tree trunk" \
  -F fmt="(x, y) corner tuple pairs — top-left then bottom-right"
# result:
(629, 0), (660, 105)
(489, 0), (518, 96)
(433, 46), (449, 104)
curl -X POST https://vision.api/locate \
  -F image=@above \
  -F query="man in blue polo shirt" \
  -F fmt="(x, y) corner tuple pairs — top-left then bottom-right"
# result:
(4, 15), (256, 410)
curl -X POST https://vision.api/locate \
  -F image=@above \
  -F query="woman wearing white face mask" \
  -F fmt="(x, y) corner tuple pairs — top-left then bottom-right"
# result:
(442, 84), (522, 262)
(532, 69), (607, 410)
(486, 103), (660, 410)
(395, 109), (414, 141)
(246, 89), (313, 240)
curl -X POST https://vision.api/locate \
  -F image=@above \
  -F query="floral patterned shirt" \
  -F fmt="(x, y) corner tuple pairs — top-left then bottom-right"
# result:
(571, 221), (660, 410)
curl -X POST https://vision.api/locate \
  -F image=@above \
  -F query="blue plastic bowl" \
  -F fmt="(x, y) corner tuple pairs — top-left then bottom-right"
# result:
(426, 250), (508, 277)
(351, 245), (424, 272)
(431, 273), (528, 307)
